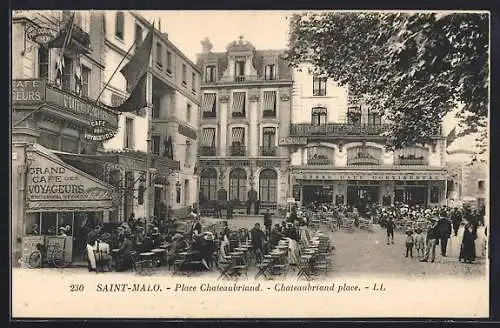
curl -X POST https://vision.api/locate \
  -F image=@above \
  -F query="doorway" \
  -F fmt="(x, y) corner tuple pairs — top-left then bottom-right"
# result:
(302, 185), (334, 205)
(347, 185), (380, 208)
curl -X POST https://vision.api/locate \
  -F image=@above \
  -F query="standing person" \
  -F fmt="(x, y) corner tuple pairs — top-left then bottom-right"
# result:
(250, 223), (266, 263)
(386, 217), (395, 245)
(414, 228), (426, 258)
(191, 216), (202, 237)
(451, 208), (462, 237)
(420, 218), (438, 263)
(437, 215), (452, 256)
(86, 225), (101, 272)
(404, 229), (414, 258)
(459, 218), (477, 263)
(263, 209), (272, 237)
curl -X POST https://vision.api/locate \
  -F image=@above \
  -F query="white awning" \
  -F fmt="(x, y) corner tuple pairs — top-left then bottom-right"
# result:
(202, 93), (216, 112)
(200, 128), (215, 147)
(232, 92), (245, 113)
(231, 127), (244, 143)
(263, 91), (276, 111)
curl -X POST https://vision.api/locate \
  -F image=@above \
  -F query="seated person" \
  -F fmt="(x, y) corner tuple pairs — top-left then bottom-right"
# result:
(167, 233), (187, 268)
(151, 227), (161, 248)
(191, 233), (212, 270)
(94, 233), (113, 271)
(141, 234), (155, 252)
(270, 224), (283, 248)
(115, 233), (135, 271)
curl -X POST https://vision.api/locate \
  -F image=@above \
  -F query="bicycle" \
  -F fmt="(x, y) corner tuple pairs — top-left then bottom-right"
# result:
(27, 243), (70, 269)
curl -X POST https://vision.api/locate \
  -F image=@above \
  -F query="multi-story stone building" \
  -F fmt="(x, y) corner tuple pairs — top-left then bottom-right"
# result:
(196, 36), (292, 214)
(97, 11), (201, 219)
(286, 63), (448, 208)
(11, 10), (120, 263)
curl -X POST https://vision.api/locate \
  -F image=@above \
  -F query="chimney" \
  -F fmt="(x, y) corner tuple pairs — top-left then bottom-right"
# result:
(201, 37), (213, 54)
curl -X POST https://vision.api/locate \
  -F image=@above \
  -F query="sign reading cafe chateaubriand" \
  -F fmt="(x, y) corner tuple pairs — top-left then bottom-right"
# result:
(27, 151), (114, 211)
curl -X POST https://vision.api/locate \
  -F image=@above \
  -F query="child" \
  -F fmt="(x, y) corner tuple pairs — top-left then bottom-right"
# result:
(405, 229), (414, 258)
(414, 228), (425, 258)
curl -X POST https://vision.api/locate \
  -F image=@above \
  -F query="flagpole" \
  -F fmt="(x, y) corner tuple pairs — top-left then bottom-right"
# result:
(144, 28), (154, 233)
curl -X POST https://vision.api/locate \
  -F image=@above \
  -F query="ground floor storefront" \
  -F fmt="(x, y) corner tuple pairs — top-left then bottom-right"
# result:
(291, 169), (448, 207)
(197, 158), (289, 215)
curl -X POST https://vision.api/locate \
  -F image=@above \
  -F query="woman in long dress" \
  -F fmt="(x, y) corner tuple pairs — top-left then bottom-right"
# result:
(459, 219), (477, 263)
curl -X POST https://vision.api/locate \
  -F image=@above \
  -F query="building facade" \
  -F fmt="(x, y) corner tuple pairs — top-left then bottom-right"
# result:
(446, 150), (487, 209)
(196, 37), (293, 214)
(286, 63), (448, 208)
(97, 11), (200, 219)
(12, 10), (120, 263)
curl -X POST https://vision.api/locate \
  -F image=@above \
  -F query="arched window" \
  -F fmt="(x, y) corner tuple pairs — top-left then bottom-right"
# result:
(229, 168), (247, 201)
(259, 169), (277, 203)
(115, 11), (124, 40)
(200, 168), (217, 201)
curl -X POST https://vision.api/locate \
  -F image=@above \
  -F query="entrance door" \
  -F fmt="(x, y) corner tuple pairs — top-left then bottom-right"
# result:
(302, 185), (333, 205)
(347, 185), (380, 208)
(72, 212), (96, 262)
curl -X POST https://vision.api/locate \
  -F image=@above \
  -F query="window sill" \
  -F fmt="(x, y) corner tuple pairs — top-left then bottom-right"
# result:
(114, 35), (125, 44)
(156, 63), (163, 70)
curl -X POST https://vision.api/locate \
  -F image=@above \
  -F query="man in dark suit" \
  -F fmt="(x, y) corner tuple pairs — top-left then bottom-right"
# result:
(421, 218), (439, 263)
(263, 209), (272, 237)
(250, 223), (266, 263)
(437, 215), (452, 256)
(451, 208), (462, 237)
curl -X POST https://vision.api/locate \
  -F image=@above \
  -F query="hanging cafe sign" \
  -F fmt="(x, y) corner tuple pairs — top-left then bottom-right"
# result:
(84, 120), (117, 141)
(25, 22), (58, 44)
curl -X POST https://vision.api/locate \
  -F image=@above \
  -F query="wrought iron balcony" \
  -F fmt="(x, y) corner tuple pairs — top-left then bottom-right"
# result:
(260, 146), (277, 156)
(262, 110), (277, 118)
(307, 158), (333, 166)
(228, 145), (247, 156)
(199, 146), (217, 156)
(290, 123), (392, 137)
(234, 76), (246, 82)
(396, 158), (428, 165)
(232, 112), (246, 118)
(347, 157), (381, 166)
(202, 111), (217, 119)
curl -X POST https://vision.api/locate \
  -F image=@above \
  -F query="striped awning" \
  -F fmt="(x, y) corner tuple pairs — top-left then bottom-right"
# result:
(200, 128), (215, 147)
(232, 127), (244, 143)
(232, 92), (246, 113)
(263, 91), (276, 111)
(202, 93), (216, 112)
(312, 107), (327, 114)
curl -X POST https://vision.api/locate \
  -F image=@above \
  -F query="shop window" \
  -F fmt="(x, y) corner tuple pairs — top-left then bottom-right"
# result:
(229, 168), (247, 201)
(259, 169), (277, 203)
(200, 168), (217, 201)
(40, 212), (57, 235)
(430, 186), (440, 203)
(25, 213), (41, 235)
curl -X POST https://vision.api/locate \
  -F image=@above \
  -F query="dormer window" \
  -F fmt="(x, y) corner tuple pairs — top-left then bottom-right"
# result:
(265, 64), (276, 80)
(235, 60), (245, 77)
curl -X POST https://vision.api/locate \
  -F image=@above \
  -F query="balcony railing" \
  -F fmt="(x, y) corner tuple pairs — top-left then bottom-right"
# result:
(397, 158), (428, 165)
(209, 75), (291, 85)
(260, 146), (277, 156)
(199, 146), (217, 156)
(307, 158), (333, 166)
(232, 112), (246, 118)
(347, 157), (381, 166)
(202, 111), (217, 119)
(234, 76), (246, 82)
(228, 146), (247, 156)
(263, 110), (277, 118)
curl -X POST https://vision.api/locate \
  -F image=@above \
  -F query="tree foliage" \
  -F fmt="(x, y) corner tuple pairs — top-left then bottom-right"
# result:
(286, 12), (489, 150)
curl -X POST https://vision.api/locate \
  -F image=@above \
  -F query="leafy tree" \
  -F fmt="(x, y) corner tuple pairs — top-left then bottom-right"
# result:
(286, 12), (488, 151)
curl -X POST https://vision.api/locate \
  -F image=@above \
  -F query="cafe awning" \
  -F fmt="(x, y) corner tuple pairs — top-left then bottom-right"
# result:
(26, 144), (116, 212)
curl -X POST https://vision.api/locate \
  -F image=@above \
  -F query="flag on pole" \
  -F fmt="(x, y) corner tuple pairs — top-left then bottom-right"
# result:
(111, 29), (154, 115)
(446, 126), (458, 147)
(51, 12), (75, 87)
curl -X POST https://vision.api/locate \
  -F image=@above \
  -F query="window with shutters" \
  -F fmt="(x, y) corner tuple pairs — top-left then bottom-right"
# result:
(231, 92), (246, 118)
(262, 91), (277, 117)
(264, 64), (276, 80)
(205, 65), (216, 83)
(313, 76), (327, 96)
(311, 107), (327, 126)
(202, 93), (217, 118)
(81, 66), (90, 97)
